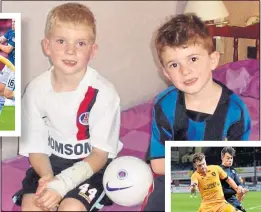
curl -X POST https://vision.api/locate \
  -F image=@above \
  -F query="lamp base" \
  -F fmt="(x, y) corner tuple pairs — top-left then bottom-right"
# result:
(205, 20), (229, 27)
(215, 20), (229, 27)
(205, 20), (215, 25)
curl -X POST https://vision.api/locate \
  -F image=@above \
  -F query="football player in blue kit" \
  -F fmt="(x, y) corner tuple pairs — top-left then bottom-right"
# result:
(220, 147), (248, 212)
(0, 19), (15, 111)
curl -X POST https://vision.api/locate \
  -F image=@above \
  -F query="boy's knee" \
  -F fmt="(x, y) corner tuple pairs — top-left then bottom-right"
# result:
(58, 198), (87, 211)
(0, 83), (5, 94)
(21, 194), (42, 211)
(4, 89), (13, 99)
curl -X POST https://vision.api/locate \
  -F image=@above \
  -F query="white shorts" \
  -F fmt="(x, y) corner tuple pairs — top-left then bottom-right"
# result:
(0, 65), (15, 91)
(6, 71), (15, 91)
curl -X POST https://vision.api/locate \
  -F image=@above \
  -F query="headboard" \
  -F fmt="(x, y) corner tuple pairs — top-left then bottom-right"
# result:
(207, 23), (260, 61)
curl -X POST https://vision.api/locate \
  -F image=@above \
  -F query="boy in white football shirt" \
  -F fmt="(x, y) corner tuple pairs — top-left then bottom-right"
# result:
(13, 3), (122, 211)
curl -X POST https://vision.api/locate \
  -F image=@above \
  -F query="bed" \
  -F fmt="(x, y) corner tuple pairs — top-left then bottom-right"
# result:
(1, 23), (260, 211)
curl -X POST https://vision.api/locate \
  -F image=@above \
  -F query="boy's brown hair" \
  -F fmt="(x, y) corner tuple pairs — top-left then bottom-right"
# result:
(221, 147), (236, 157)
(192, 152), (205, 164)
(155, 13), (214, 64)
(45, 3), (96, 41)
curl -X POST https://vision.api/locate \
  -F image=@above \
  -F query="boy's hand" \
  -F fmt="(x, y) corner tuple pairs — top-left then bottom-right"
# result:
(35, 174), (54, 197)
(35, 188), (62, 211)
(237, 187), (248, 202)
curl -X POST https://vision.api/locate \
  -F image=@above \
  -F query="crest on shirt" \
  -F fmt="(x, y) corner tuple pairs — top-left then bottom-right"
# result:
(79, 112), (89, 126)
(12, 36), (15, 42)
(211, 172), (216, 176)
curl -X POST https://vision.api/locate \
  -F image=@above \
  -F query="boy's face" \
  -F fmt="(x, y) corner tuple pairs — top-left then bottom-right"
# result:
(160, 44), (219, 95)
(194, 158), (207, 174)
(42, 22), (97, 75)
(221, 153), (233, 167)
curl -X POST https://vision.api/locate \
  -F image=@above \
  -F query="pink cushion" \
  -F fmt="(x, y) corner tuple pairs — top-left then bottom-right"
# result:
(213, 59), (260, 99)
(241, 71), (260, 99)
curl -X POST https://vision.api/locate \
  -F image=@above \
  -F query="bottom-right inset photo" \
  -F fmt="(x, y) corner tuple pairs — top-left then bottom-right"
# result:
(170, 146), (261, 212)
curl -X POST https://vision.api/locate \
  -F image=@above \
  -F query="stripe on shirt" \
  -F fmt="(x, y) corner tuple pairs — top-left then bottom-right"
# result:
(76, 86), (99, 140)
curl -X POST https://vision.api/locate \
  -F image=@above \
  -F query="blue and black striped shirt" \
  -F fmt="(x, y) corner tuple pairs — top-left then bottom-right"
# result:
(148, 80), (251, 160)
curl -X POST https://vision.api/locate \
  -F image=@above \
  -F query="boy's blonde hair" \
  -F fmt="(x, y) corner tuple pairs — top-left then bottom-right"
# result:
(45, 3), (96, 41)
(192, 152), (205, 164)
(155, 13), (214, 64)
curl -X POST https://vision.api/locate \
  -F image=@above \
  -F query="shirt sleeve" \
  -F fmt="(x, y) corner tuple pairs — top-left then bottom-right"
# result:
(88, 89), (121, 157)
(147, 105), (171, 160)
(4, 30), (15, 47)
(3, 30), (9, 39)
(19, 84), (50, 157)
(227, 99), (251, 141)
(191, 173), (198, 186)
(216, 165), (228, 180)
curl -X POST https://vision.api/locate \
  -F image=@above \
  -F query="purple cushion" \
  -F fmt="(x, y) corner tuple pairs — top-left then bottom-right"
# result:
(241, 71), (260, 99)
(213, 59), (260, 99)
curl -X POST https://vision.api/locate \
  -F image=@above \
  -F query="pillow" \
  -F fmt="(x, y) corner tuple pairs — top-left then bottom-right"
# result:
(241, 71), (260, 99)
(214, 66), (251, 95)
(214, 59), (260, 98)
(225, 67), (251, 95)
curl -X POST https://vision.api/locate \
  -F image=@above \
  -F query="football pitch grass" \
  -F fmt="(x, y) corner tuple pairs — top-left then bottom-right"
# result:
(0, 106), (15, 131)
(171, 192), (261, 212)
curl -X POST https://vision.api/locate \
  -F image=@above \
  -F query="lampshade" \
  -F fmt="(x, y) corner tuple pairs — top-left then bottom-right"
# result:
(184, 1), (229, 21)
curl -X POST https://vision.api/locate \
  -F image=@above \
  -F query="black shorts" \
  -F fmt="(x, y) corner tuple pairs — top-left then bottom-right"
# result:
(12, 154), (113, 211)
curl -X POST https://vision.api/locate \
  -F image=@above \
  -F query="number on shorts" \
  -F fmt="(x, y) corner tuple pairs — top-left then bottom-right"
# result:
(7, 79), (15, 89)
(79, 183), (90, 193)
(79, 183), (98, 202)
(88, 188), (97, 201)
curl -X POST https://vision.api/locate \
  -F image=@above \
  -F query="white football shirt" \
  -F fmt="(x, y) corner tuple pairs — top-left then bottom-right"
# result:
(19, 66), (122, 159)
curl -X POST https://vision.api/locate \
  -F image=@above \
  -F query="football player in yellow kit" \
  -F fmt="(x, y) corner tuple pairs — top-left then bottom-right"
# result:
(191, 153), (243, 212)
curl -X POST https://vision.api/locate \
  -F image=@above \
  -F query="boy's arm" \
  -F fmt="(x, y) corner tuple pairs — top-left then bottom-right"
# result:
(190, 174), (198, 191)
(218, 166), (241, 194)
(29, 153), (53, 178)
(0, 35), (7, 43)
(0, 43), (14, 54)
(225, 177), (240, 194)
(46, 90), (121, 198)
(147, 104), (171, 175)
(82, 147), (108, 173)
(0, 30), (15, 54)
(227, 102), (251, 140)
(151, 158), (165, 175)
(19, 83), (51, 160)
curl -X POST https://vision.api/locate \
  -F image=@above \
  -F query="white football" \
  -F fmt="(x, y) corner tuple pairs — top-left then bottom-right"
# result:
(103, 156), (154, 207)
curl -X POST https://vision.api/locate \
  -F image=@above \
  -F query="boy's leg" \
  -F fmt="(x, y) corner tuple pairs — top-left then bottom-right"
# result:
(12, 167), (43, 210)
(21, 194), (43, 211)
(217, 201), (236, 212)
(14, 156), (112, 211)
(58, 165), (109, 211)
(142, 175), (165, 211)
(226, 196), (246, 212)
(58, 198), (86, 211)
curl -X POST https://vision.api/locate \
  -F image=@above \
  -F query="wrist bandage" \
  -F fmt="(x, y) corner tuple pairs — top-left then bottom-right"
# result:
(47, 161), (94, 198)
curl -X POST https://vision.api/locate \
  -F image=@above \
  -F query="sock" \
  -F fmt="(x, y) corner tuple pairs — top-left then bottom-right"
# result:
(0, 96), (6, 113)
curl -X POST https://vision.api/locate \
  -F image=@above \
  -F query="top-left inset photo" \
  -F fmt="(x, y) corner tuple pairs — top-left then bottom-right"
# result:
(0, 13), (21, 136)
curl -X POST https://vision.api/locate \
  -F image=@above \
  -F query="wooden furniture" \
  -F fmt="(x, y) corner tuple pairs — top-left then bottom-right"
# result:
(207, 23), (260, 61)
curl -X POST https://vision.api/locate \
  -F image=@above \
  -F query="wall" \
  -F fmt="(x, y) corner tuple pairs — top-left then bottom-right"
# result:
(1, 1), (185, 160)
(219, 1), (260, 65)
